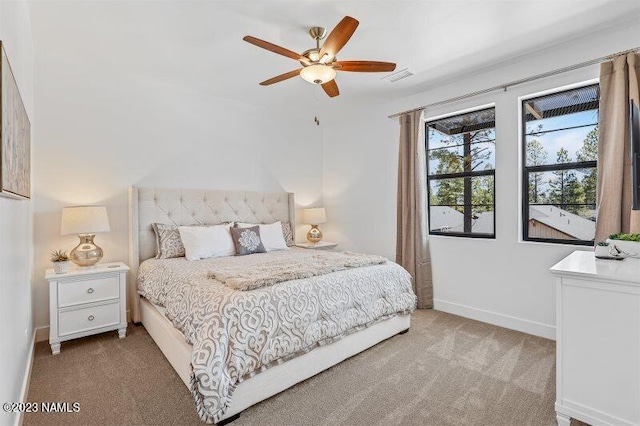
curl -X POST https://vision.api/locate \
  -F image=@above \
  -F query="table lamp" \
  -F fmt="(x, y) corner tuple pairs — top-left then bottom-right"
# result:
(61, 205), (110, 266)
(301, 207), (326, 244)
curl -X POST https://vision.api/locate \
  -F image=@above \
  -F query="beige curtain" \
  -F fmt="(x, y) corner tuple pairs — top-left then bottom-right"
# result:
(595, 52), (640, 242)
(396, 110), (433, 308)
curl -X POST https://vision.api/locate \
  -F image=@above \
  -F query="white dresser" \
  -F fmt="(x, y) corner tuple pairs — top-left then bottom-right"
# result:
(46, 262), (129, 355)
(550, 251), (640, 426)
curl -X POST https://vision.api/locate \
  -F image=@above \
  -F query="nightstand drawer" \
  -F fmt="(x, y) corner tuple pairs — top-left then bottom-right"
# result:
(58, 276), (119, 307)
(58, 302), (120, 336)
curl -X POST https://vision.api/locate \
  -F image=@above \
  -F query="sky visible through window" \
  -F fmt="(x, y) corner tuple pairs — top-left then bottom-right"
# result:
(526, 110), (598, 165)
(526, 109), (598, 207)
(428, 110), (596, 174)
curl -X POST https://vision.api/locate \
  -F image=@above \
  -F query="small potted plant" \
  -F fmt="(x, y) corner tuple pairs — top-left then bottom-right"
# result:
(594, 241), (611, 258)
(50, 249), (70, 274)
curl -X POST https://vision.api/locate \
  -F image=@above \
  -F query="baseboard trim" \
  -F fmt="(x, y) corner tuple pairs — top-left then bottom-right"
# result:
(34, 326), (48, 343)
(17, 331), (36, 426)
(433, 299), (556, 340)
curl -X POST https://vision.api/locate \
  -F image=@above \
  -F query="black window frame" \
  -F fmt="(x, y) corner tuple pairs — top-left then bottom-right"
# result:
(521, 84), (599, 246)
(425, 107), (496, 239)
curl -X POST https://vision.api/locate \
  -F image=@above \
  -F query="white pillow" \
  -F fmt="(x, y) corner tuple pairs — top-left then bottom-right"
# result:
(178, 224), (235, 261)
(236, 221), (288, 251)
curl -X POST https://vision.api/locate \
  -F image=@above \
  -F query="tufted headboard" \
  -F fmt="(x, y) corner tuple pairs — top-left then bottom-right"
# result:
(128, 186), (295, 322)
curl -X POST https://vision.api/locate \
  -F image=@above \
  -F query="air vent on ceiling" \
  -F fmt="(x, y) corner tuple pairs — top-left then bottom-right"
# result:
(382, 68), (413, 83)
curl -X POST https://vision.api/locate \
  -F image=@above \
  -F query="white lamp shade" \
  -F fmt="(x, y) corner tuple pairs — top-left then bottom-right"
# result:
(301, 208), (327, 225)
(61, 206), (110, 235)
(300, 65), (336, 85)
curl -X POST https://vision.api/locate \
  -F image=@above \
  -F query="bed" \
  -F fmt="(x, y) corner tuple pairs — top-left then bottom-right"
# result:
(128, 187), (416, 424)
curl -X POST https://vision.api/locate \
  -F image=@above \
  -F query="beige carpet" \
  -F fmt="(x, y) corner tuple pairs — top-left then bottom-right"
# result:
(25, 310), (581, 426)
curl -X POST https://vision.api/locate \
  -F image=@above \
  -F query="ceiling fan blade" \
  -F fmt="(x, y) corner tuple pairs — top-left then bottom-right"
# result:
(321, 80), (340, 98)
(243, 36), (306, 62)
(333, 61), (396, 72)
(319, 16), (359, 61)
(260, 69), (303, 86)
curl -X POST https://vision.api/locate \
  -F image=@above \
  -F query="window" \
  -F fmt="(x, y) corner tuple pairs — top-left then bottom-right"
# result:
(426, 107), (496, 238)
(522, 84), (599, 245)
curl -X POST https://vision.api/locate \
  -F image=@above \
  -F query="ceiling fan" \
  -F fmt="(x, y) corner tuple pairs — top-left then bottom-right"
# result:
(243, 16), (396, 98)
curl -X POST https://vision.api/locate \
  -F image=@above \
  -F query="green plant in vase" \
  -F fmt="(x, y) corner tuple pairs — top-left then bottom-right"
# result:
(594, 241), (611, 258)
(50, 249), (70, 274)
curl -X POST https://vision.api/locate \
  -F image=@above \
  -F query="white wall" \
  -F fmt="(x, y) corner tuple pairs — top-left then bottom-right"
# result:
(323, 22), (640, 339)
(0, 1), (34, 425)
(31, 49), (324, 334)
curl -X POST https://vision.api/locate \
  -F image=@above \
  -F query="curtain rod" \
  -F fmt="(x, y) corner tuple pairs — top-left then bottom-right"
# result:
(388, 46), (640, 119)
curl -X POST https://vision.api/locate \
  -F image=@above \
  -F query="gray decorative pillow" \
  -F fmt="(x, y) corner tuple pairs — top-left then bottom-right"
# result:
(281, 222), (294, 246)
(230, 225), (266, 256)
(152, 223), (185, 259)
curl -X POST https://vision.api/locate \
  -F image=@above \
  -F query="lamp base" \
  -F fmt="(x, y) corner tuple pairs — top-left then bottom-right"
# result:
(306, 225), (323, 244)
(70, 234), (103, 267)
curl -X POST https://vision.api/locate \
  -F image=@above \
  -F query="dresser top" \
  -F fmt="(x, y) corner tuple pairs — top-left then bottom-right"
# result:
(45, 261), (129, 280)
(550, 250), (640, 284)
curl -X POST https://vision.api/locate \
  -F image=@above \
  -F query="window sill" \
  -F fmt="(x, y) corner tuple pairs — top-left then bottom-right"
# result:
(428, 233), (496, 241)
(518, 238), (594, 248)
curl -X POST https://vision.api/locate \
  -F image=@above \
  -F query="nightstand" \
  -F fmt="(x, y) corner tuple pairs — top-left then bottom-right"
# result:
(45, 262), (129, 355)
(295, 241), (338, 250)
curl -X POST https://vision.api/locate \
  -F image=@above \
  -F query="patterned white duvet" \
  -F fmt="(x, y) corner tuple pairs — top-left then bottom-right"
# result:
(137, 248), (417, 423)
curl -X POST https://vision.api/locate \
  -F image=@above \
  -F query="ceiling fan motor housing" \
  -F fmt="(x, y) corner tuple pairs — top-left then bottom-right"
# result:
(301, 48), (322, 64)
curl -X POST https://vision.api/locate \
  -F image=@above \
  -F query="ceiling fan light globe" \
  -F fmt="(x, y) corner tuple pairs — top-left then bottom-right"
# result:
(300, 65), (336, 85)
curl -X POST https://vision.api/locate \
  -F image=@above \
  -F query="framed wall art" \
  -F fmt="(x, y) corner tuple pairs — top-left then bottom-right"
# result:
(0, 41), (30, 199)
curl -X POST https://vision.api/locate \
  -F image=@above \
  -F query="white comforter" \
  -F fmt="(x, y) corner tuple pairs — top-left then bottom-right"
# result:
(137, 248), (416, 423)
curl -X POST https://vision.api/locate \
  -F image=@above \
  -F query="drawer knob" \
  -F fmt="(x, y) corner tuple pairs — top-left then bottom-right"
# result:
(87, 288), (95, 294)
(88, 315), (95, 321)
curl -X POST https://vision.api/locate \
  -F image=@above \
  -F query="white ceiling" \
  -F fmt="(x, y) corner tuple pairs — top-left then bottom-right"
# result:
(27, 0), (640, 112)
